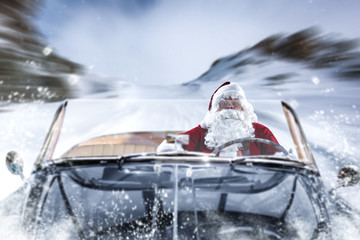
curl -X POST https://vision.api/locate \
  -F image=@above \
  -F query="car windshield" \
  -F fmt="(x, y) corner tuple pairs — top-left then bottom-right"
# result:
(38, 99), (313, 167)
(37, 163), (322, 239)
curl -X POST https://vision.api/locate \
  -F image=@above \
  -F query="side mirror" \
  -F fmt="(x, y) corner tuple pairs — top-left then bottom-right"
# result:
(5, 151), (24, 180)
(337, 165), (360, 187)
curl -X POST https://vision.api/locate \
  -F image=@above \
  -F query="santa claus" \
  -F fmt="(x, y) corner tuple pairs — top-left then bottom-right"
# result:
(158, 82), (279, 156)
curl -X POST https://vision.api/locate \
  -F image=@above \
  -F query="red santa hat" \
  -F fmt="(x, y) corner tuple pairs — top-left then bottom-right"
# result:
(208, 82), (247, 112)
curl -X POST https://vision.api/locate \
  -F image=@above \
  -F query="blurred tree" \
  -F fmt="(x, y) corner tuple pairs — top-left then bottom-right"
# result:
(0, 0), (84, 102)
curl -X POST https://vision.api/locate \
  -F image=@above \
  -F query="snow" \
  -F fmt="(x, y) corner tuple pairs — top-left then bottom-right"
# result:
(1, 26), (360, 239)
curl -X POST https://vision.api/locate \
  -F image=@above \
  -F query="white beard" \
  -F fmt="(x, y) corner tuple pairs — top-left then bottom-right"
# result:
(203, 110), (255, 155)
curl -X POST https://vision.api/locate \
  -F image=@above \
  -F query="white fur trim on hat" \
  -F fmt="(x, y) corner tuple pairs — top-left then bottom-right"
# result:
(211, 82), (247, 112)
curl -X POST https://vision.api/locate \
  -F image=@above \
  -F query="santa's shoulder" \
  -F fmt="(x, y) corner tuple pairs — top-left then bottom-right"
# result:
(252, 122), (270, 130)
(182, 125), (205, 134)
(252, 122), (265, 127)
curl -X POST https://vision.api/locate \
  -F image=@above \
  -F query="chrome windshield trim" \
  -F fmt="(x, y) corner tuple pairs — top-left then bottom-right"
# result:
(281, 101), (318, 170)
(47, 153), (314, 172)
(34, 100), (68, 171)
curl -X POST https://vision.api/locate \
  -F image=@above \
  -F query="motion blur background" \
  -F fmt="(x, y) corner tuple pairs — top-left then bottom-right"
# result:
(1, 0), (360, 100)
(0, 0), (360, 202)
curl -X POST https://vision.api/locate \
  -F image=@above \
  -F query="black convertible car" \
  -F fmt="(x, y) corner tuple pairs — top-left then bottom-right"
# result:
(4, 99), (360, 239)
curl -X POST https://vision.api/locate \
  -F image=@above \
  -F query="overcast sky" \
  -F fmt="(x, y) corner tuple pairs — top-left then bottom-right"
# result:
(35, 0), (360, 85)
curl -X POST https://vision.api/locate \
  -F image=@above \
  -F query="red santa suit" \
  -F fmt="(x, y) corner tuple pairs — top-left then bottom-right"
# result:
(182, 123), (279, 155)
(181, 81), (280, 156)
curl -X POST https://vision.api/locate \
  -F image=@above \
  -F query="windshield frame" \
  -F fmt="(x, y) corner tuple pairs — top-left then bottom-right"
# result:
(34, 99), (318, 172)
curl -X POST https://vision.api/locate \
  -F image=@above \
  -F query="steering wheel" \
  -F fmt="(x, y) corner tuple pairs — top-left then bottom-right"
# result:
(211, 137), (288, 156)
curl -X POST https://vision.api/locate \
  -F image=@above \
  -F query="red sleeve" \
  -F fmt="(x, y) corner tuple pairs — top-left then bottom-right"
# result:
(253, 123), (280, 155)
(181, 125), (203, 151)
